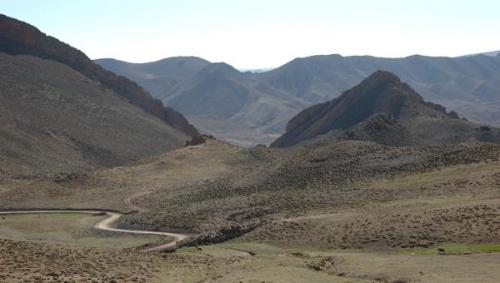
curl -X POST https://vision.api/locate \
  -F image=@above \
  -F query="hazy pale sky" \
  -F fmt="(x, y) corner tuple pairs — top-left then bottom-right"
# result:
(1, 0), (500, 69)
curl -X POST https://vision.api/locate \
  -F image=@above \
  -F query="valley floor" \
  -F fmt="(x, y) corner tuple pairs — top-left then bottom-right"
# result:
(2, 236), (500, 282)
(1, 139), (500, 282)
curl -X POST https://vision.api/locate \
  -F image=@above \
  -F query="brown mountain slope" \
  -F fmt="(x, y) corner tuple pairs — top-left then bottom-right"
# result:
(272, 71), (500, 147)
(0, 53), (191, 175)
(0, 14), (199, 138)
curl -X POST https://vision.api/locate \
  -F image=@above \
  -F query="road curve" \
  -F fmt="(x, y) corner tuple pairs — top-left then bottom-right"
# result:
(0, 210), (189, 252)
(124, 191), (152, 213)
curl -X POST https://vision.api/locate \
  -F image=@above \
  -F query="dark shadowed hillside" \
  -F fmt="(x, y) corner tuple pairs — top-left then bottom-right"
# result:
(272, 71), (500, 147)
(0, 14), (199, 138)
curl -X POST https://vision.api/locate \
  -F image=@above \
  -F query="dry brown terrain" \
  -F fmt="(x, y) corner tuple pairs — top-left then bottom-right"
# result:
(4, 10), (500, 283)
(2, 139), (500, 281)
(244, 160), (500, 249)
(3, 238), (500, 282)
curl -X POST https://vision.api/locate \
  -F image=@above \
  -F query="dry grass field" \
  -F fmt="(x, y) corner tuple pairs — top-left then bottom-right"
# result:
(3, 238), (500, 282)
(0, 213), (164, 249)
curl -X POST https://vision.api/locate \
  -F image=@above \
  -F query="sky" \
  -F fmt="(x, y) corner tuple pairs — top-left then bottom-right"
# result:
(1, 0), (500, 69)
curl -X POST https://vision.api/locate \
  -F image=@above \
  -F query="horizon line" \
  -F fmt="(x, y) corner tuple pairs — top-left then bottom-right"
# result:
(93, 50), (500, 70)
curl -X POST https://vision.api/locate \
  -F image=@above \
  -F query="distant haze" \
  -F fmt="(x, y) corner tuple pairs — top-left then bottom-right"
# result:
(1, 0), (500, 69)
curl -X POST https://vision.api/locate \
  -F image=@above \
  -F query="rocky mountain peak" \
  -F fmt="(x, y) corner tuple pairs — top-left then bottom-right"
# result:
(272, 71), (500, 147)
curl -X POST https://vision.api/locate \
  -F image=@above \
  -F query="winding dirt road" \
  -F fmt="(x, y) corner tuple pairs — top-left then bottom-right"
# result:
(124, 191), (152, 212)
(0, 210), (189, 252)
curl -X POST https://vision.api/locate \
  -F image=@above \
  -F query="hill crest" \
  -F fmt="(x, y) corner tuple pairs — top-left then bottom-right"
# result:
(272, 71), (499, 147)
(0, 14), (199, 139)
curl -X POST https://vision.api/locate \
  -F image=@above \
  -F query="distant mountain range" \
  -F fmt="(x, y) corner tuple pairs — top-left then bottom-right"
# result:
(0, 14), (199, 175)
(96, 57), (299, 145)
(272, 71), (500, 147)
(464, 50), (500, 57)
(97, 53), (500, 146)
